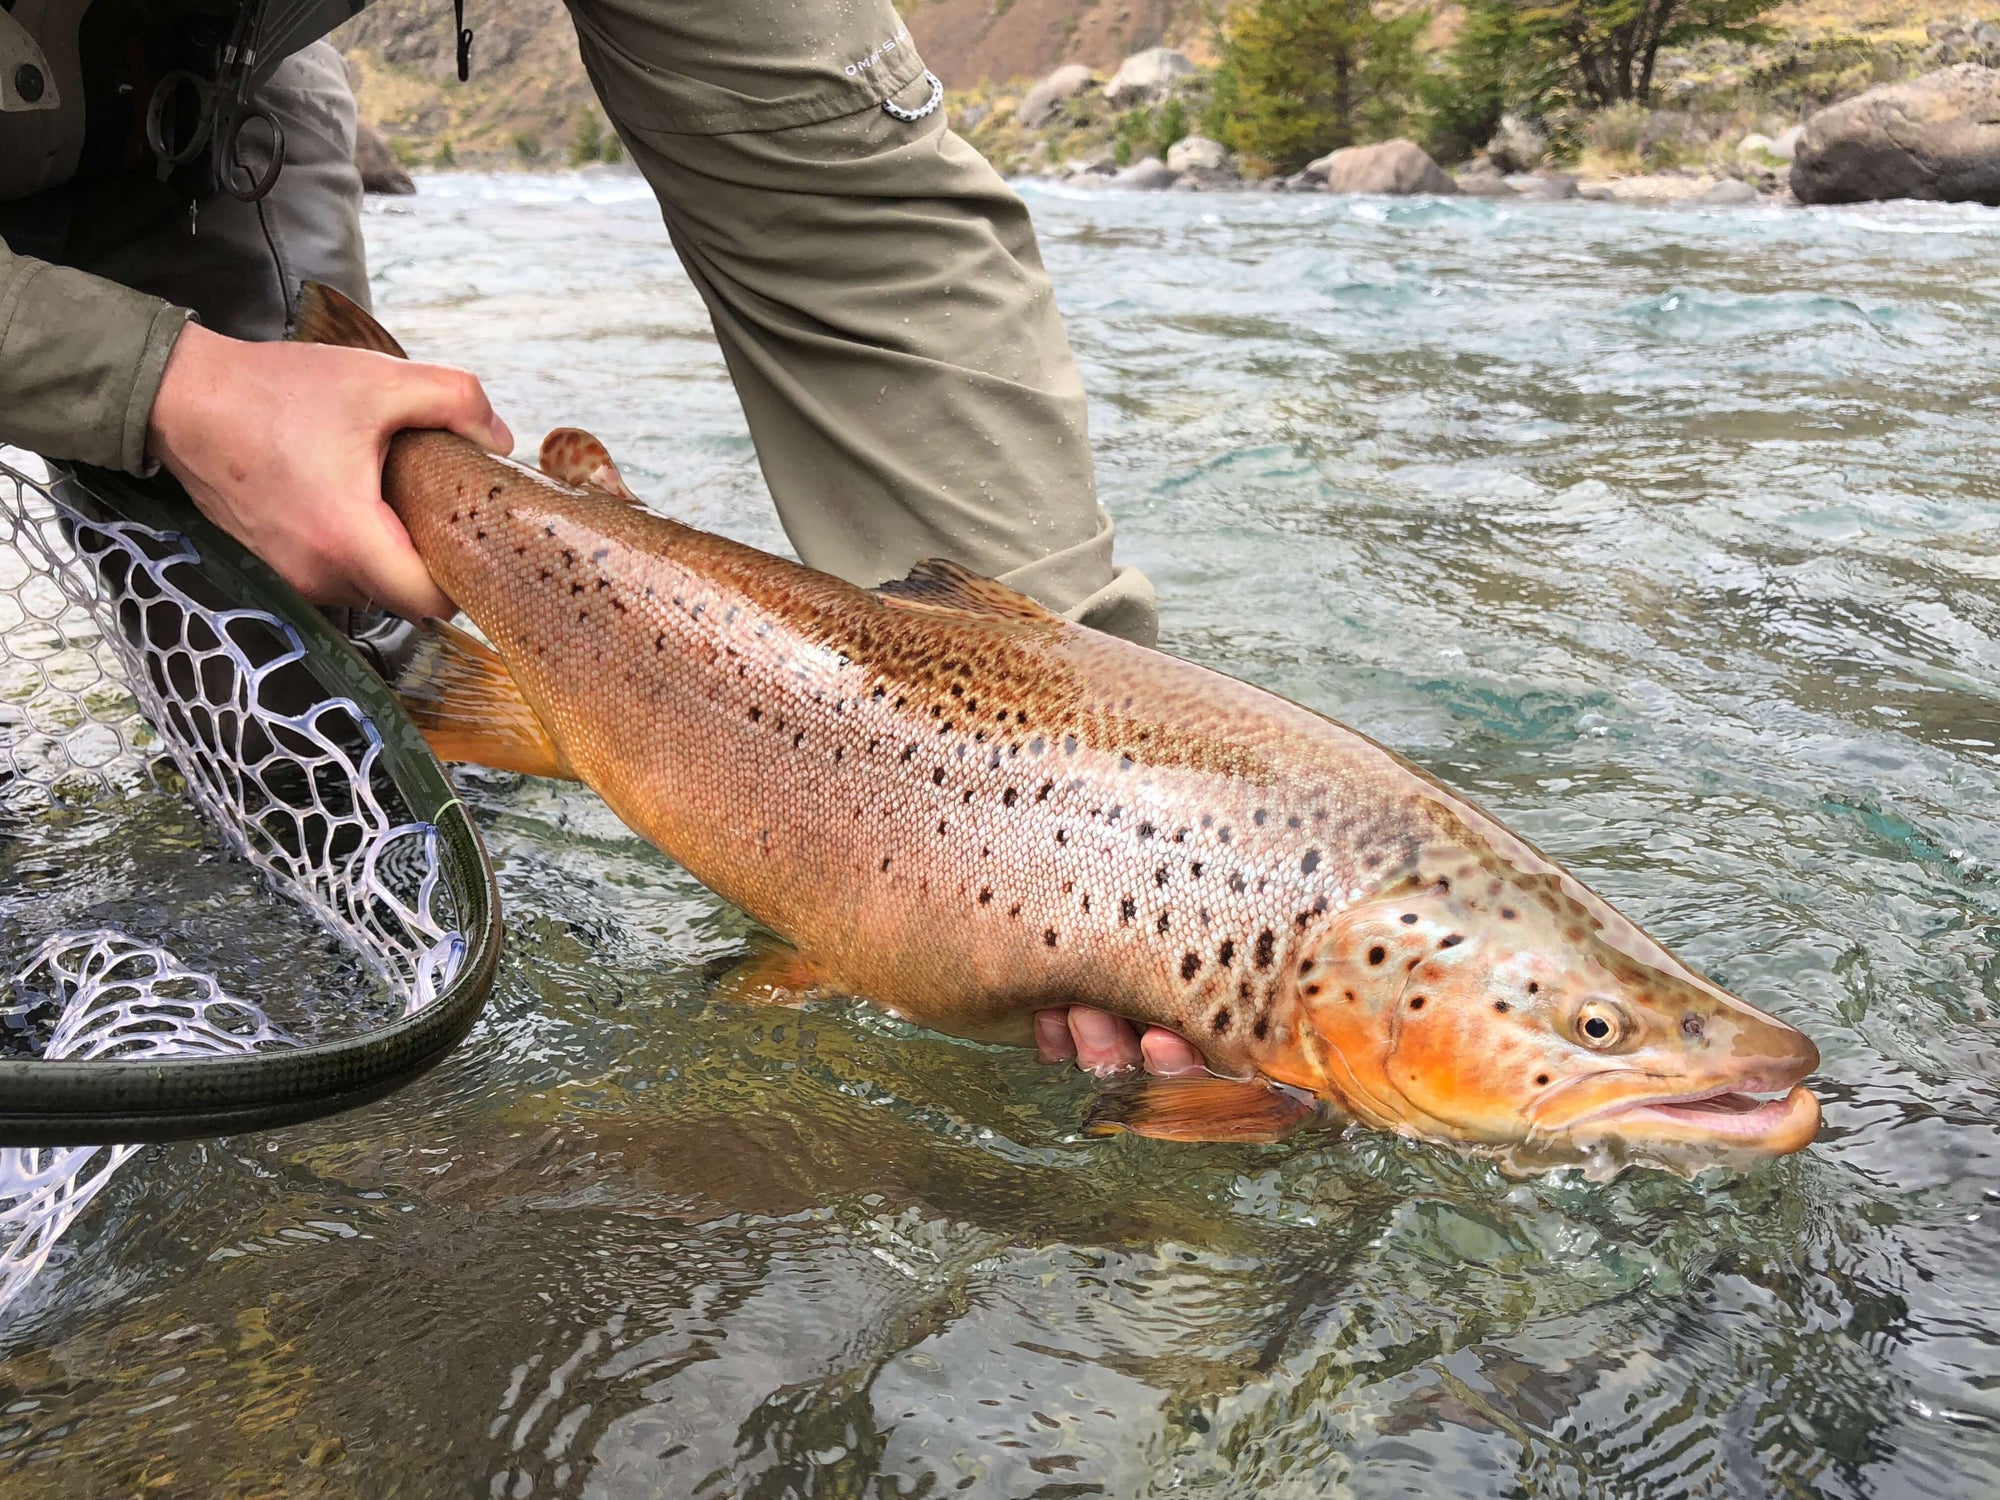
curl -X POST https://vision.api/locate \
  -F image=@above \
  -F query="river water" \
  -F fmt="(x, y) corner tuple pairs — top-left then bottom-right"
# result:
(2, 171), (1998, 1496)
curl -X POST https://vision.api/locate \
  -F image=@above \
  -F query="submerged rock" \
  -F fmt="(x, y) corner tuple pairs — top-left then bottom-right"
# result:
(1791, 64), (2000, 205)
(1456, 167), (1518, 197)
(1513, 172), (1580, 200)
(1109, 157), (1180, 191)
(1318, 139), (1457, 196)
(354, 120), (415, 195)
(1104, 48), (1195, 106)
(1018, 64), (1094, 130)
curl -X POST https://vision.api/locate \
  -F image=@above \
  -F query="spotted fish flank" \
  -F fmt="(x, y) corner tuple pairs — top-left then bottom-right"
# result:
(293, 282), (1823, 1176)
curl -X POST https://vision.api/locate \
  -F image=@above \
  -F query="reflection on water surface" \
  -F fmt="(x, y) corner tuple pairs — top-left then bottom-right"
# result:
(2, 174), (1997, 1497)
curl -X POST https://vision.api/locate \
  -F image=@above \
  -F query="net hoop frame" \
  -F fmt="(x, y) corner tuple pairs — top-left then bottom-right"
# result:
(0, 462), (502, 1146)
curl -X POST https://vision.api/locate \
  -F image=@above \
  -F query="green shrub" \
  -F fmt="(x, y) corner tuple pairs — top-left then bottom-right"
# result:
(513, 133), (543, 163)
(1201, 0), (1426, 173)
(433, 140), (456, 168)
(571, 111), (608, 164)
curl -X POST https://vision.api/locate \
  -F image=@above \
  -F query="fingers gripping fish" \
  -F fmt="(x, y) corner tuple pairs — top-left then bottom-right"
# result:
(293, 284), (1822, 1176)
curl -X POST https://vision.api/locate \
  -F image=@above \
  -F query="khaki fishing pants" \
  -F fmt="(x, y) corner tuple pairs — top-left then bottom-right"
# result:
(18, 14), (1157, 644)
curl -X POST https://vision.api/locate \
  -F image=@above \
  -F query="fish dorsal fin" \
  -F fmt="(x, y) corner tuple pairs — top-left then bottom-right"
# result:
(539, 427), (643, 504)
(872, 559), (1057, 625)
(396, 620), (578, 781)
(289, 281), (408, 358)
(1083, 1074), (1331, 1144)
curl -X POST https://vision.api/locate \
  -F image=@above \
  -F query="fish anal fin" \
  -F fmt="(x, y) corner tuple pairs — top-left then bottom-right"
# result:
(712, 936), (831, 1008)
(396, 620), (577, 780)
(1084, 1074), (1329, 1144)
(539, 427), (643, 504)
(289, 281), (408, 358)
(873, 559), (1057, 626)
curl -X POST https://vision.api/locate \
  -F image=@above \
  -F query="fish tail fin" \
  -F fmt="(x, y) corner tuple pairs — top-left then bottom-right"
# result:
(290, 281), (409, 358)
(539, 427), (644, 504)
(1083, 1074), (1328, 1144)
(396, 620), (578, 781)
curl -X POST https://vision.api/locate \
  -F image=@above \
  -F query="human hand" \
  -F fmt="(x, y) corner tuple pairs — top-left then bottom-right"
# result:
(1034, 1007), (1208, 1077)
(145, 322), (513, 621)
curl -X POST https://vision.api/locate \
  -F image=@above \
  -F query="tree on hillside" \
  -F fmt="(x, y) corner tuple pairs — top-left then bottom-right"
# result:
(1202, 0), (1427, 172)
(1511, 0), (1775, 107)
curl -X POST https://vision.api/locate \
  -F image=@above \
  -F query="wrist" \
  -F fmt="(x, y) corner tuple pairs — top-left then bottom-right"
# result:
(145, 322), (230, 470)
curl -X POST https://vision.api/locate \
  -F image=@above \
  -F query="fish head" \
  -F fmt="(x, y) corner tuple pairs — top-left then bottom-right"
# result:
(1285, 879), (1820, 1175)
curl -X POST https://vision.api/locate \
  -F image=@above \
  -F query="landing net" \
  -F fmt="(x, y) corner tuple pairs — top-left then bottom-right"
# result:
(0, 455), (500, 1321)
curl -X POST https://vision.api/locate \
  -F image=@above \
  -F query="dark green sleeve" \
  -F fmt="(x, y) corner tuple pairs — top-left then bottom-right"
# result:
(0, 237), (193, 473)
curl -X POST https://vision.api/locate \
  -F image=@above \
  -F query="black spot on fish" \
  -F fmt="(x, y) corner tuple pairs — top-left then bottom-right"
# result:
(1219, 939), (1236, 967)
(1494, 1001), (1510, 1013)
(901, 744), (917, 762)
(1056, 829), (1068, 844)
(1038, 780), (1055, 801)
(938, 819), (947, 835)
(933, 768), (945, 786)
(1500, 907), (1518, 921)
(1212, 1008), (1231, 1034)
(1155, 865), (1170, 888)
(1536, 1074), (1550, 1086)
(1228, 873), (1247, 894)
(794, 731), (806, 748)
(1120, 897), (1136, 924)
(979, 887), (992, 905)
(1254, 931), (1274, 969)
(1367, 945), (1386, 966)
(1138, 821), (1154, 839)
(881, 857), (891, 872)
(1286, 815), (1301, 829)
(1409, 996), (1426, 1011)
(1157, 912), (1171, 933)
(1527, 981), (1540, 995)
(1191, 862), (1204, 878)
(1181, 953), (1201, 981)
(1441, 934), (1463, 948)
(1003, 787), (1018, 807)
(1253, 1017), (1269, 1040)
(1045, 928), (1058, 947)
(1009, 903), (1021, 918)
(1401, 913), (1418, 925)
(1301, 850), (1320, 875)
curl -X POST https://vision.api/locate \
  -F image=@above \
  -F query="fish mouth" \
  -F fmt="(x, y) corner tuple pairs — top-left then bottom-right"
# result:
(1575, 1082), (1821, 1155)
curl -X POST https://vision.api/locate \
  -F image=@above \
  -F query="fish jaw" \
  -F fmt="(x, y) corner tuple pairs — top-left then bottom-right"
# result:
(1275, 876), (1824, 1172)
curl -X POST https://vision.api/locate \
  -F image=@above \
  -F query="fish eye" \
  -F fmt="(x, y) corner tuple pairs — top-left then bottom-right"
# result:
(1574, 1001), (1628, 1051)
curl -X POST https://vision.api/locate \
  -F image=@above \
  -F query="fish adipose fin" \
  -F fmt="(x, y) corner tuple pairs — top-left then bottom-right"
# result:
(396, 620), (578, 781)
(1084, 1074), (1330, 1144)
(873, 559), (1058, 626)
(539, 427), (644, 504)
(712, 935), (829, 1007)
(289, 281), (409, 358)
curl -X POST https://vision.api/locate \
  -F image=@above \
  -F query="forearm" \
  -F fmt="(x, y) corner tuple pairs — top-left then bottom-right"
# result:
(0, 238), (192, 473)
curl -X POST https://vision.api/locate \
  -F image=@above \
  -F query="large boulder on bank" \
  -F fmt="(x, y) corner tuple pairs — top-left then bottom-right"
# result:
(354, 120), (415, 195)
(1018, 64), (1094, 130)
(1317, 139), (1458, 196)
(1109, 156), (1179, 190)
(1165, 134), (1233, 180)
(1104, 48), (1196, 106)
(1790, 64), (2000, 205)
(1484, 114), (1547, 173)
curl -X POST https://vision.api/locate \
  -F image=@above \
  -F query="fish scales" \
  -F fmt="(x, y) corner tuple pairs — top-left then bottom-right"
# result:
(387, 431), (1449, 1060)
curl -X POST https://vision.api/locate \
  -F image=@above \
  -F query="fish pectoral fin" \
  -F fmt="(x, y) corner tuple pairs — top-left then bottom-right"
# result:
(872, 559), (1059, 627)
(1083, 1074), (1329, 1144)
(538, 427), (644, 505)
(395, 619), (578, 781)
(288, 281), (409, 358)
(711, 936), (830, 1007)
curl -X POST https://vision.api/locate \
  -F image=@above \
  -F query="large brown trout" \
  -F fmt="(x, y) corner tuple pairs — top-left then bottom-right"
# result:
(297, 285), (1821, 1174)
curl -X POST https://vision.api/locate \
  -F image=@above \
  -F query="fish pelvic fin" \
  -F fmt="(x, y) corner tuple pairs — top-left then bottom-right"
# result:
(539, 427), (643, 504)
(712, 935), (830, 1007)
(396, 620), (578, 780)
(873, 559), (1059, 626)
(1083, 1074), (1331, 1144)
(289, 281), (409, 358)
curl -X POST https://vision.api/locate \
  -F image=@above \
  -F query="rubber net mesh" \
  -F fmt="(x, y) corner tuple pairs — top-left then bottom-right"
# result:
(0, 456), (468, 1318)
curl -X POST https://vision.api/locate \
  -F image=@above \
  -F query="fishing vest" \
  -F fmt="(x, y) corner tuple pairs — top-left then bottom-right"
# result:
(0, 0), (363, 204)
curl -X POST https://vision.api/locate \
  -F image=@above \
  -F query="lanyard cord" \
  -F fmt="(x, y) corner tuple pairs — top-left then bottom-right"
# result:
(454, 0), (473, 82)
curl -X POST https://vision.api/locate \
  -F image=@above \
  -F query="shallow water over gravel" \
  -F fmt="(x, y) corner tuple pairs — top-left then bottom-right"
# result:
(4, 172), (1999, 1497)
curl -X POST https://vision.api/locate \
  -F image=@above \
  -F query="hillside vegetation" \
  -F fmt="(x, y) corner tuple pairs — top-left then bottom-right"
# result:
(334, 0), (1995, 171)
